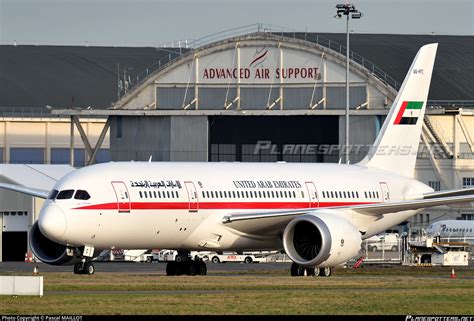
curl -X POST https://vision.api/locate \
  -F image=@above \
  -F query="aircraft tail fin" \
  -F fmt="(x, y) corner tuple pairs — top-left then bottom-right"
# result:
(358, 43), (438, 177)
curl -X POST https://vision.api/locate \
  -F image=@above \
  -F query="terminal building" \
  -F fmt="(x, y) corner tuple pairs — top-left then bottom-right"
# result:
(0, 26), (473, 261)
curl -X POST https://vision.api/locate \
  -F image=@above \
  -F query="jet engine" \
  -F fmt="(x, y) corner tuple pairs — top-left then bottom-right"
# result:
(29, 222), (81, 265)
(282, 211), (362, 267)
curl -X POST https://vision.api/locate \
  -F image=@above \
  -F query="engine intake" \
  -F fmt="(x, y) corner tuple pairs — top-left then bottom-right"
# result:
(30, 222), (80, 265)
(283, 211), (362, 267)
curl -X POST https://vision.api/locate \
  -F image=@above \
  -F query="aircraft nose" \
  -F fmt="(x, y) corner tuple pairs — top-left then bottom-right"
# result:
(38, 204), (67, 241)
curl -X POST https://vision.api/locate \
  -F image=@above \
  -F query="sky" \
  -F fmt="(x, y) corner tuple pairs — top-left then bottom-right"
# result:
(0, 0), (473, 47)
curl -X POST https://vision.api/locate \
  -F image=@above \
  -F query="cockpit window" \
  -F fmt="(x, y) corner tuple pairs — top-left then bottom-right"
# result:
(56, 189), (75, 200)
(74, 190), (91, 200)
(48, 189), (59, 200)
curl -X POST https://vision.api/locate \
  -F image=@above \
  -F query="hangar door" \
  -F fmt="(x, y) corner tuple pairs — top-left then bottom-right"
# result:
(2, 211), (28, 261)
(209, 116), (339, 163)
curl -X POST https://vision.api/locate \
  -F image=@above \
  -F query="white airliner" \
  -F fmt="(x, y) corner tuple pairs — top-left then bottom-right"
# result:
(426, 220), (474, 243)
(2, 43), (474, 276)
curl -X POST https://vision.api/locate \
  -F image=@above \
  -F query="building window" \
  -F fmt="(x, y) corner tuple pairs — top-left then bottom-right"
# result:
(117, 116), (123, 139)
(461, 213), (474, 220)
(96, 149), (111, 163)
(462, 177), (474, 188)
(210, 144), (237, 162)
(51, 148), (86, 167)
(428, 181), (441, 191)
(10, 148), (44, 164)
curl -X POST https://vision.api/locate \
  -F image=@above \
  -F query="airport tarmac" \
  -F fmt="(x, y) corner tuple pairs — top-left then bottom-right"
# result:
(0, 261), (291, 274)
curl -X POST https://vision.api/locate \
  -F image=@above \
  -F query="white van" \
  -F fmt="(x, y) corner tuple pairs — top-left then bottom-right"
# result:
(366, 233), (399, 252)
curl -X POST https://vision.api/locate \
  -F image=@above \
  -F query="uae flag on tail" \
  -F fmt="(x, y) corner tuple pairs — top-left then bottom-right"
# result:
(393, 101), (424, 125)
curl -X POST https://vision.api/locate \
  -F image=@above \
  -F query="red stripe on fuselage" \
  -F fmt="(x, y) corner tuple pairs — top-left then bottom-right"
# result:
(73, 201), (377, 211)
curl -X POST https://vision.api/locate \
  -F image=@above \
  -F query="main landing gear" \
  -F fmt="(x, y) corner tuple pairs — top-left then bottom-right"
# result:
(74, 260), (95, 275)
(165, 250), (207, 276)
(290, 262), (332, 277)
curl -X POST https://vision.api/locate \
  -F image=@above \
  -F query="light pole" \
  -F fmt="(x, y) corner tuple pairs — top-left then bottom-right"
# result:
(335, 3), (362, 164)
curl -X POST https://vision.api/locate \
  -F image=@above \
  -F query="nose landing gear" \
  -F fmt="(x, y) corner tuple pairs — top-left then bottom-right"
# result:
(73, 260), (95, 275)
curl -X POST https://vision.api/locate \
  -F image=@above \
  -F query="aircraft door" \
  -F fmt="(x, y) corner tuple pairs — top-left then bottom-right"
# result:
(184, 181), (199, 213)
(111, 181), (131, 213)
(305, 181), (319, 208)
(379, 182), (390, 202)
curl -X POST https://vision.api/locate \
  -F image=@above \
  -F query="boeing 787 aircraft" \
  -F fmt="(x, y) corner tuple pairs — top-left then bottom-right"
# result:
(2, 43), (473, 276)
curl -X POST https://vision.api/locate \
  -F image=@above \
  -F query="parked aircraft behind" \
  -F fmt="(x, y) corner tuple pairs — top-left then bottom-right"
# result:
(426, 220), (474, 243)
(1, 43), (473, 277)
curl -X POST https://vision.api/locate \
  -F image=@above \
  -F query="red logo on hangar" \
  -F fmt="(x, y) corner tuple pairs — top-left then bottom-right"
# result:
(249, 47), (269, 67)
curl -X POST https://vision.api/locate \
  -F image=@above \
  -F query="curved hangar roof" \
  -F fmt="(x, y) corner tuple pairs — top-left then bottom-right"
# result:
(115, 32), (397, 111)
(0, 33), (472, 109)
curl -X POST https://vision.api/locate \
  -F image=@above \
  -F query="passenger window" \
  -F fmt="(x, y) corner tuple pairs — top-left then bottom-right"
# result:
(292, 191), (296, 198)
(57, 189), (74, 200)
(48, 189), (59, 200)
(74, 190), (91, 200)
(139, 191), (143, 198)
(167, 191), (170, 198)
(154, 191), (157, 198)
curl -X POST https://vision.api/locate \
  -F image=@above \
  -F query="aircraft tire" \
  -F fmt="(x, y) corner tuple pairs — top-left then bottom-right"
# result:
(319, 267), (332, 277)
(84, 262), (95, 275)
(73, 262), (83, 275)
(198, 261), (207, 275)
(188, 262), (197, 276)
(291, 262), (306, 276)
(313, 267), (320, 277)
(166, 262), (177, 276)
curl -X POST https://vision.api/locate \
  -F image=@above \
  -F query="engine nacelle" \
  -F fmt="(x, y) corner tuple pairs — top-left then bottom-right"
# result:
(283, 211), (362, 267)
(29, 222), (81, 265)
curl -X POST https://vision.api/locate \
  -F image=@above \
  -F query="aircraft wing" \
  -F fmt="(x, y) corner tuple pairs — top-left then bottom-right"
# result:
(222, 194), (474, 235)
(0, 182), (50, 199)
(421, 187), (474, 199)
